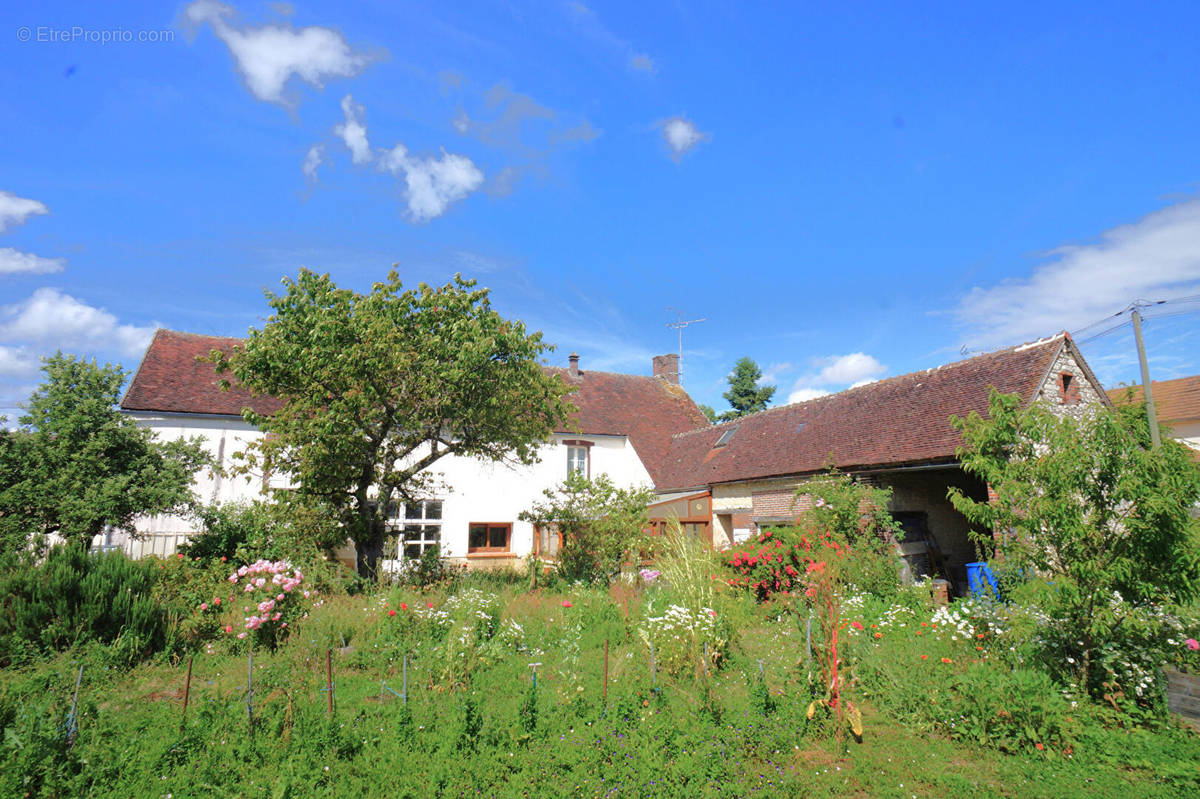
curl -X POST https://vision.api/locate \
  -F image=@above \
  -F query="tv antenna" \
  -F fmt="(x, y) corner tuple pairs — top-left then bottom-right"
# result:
(666, 307), (706, 384)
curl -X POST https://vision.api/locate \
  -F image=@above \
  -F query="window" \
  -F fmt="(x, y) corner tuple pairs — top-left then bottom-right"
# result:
(714, 426), (738, 448)
(468, 522), (511, 554)
(1058, 372), (1081, 405)
(384, 500), (442, 561)
(563, 439), (592, 477)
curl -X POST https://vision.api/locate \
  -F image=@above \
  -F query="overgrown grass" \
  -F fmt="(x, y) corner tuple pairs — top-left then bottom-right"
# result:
(2, 578), (1198, 797)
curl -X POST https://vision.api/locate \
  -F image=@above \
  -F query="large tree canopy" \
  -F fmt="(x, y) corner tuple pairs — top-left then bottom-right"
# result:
(0, 353), (208, 553)
(210, 269), (575, 576)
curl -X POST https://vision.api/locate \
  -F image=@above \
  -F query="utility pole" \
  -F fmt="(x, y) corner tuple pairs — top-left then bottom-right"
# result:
(666, 307), (705, 385)
(1130, 305), (1162, 449)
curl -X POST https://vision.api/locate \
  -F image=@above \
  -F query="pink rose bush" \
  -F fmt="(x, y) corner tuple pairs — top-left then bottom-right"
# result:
(223, 559), (311, 649)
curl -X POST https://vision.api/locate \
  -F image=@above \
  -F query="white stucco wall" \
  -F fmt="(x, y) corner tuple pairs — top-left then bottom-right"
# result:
(117, 412), (654, 563)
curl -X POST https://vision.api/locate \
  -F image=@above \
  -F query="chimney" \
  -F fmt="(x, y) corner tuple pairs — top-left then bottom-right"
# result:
(568, 352), (580, 377)
(653, 353), (679, 385)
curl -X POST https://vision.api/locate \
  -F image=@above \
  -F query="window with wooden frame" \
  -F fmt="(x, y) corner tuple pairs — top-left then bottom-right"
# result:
(533, 524), (562, 559)
(1057, 372), (1081, 405)
(563, 439), (592, 478)
(468, 522), (512, 554)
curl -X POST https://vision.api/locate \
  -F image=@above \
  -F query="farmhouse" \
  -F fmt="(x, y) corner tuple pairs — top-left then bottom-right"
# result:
(652, 332), (1108, 595)
(117, 330), (706, 566)
(117, 328), (1109, 592)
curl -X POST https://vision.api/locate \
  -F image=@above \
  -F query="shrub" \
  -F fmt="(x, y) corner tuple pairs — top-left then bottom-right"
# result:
(0, 545), (166, 666)
(520, 473), (653, 584)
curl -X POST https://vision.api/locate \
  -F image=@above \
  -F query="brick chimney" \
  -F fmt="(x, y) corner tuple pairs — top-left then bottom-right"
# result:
(653, 353), (679, 385)
(568, 352), (580, 377)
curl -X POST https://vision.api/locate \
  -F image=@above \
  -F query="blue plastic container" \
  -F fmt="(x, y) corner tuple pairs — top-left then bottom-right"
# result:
(965, 561), (999, 598)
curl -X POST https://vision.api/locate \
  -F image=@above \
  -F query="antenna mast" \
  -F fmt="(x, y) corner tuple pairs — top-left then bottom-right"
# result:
(666, 307), (706, 384)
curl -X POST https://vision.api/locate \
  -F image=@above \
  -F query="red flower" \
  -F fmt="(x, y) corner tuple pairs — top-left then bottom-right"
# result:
(873, 632), (882, 639)
(851, 621), (864, 631)
(562, 600), (573, 608)
(388, 609), (396, 617)
(1035, 743), (1044, 751)
(920, 654), (928, 660)
(400, 602), (407, 611)
(941, 657), (952, 664)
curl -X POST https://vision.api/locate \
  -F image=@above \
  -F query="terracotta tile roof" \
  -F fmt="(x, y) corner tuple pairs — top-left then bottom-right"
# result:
(121, 330), (709, 485)
(1107, 374), (1200, 423)
(120, 330), (283, 417)
(656, 335), (1072, 491)
(548, 367), (711, 483)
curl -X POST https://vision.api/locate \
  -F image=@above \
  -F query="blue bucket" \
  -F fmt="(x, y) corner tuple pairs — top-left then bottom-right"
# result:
(965, 561), (999, 598)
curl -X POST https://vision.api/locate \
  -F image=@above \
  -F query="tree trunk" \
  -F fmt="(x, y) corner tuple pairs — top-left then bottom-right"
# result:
(356, 532), (384, 581)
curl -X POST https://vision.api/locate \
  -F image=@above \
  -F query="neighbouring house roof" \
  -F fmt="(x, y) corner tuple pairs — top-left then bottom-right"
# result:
(120, 329), (709, 485)
(1107, 374), (1200, 424)
(120, 330), (283, 417)
(656, 334), (1085, 492)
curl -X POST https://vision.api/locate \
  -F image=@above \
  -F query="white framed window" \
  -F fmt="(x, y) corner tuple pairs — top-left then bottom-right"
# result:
(564, 439), (592, 478)
(384, 499), (442, 560)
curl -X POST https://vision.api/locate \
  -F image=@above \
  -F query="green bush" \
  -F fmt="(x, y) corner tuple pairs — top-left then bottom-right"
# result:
(0, 545), (166, 666)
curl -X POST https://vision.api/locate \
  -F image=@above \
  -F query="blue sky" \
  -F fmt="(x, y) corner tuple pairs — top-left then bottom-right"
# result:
(2, 1), (1199, 419)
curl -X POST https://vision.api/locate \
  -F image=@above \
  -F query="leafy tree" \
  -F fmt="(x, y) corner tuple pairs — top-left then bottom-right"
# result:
(210, 269), (575, 578)
(713, 357), (775, 421)
(0, 354), (208, 553)
(519, 472), (653, 583)
(948, 390), (1200, 693)
(697, 403), (718, 424)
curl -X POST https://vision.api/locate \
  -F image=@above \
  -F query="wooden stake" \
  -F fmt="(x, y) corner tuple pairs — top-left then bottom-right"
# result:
(180, 656), (193, 733)
(326, 648), (334, 718)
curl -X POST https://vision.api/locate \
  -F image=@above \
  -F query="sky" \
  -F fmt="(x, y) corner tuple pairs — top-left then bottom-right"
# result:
(2, 1), (1200, 421)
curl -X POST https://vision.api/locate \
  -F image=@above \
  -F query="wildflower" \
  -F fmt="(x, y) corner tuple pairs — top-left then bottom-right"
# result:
(920, 655), (928, 660)
(562, 601), (574, 608)
(851, 621), (864, 631)
(200, 603), (208, 611)
(874, 632), (882, 639)
(1187, 639), (1199, 651)
(220, 556), (227, 562)
(177, 553), (184, 560)
(941, 657), (951, 664)
(237, 632), (247, 639)
(225, 625), (233, 633)
(389, 610), (396, 617)
(1035, 743), (1044, 751)
(427, 602), (434, 608)
(400, 602), (408, 611)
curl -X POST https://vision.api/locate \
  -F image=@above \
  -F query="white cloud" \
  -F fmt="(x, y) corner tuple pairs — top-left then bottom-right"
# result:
(812, 352), (887, 385)
(787, 387), (830, 403)
(955, 196), (1200, 349)
(0, 190), (49, 233)
(380, 144), (484, 222)
(0, 248), (66, 275)
(186, 0), (377, 106)
(660, 116), (709, 160)
(301, 144), (324, 181)
(0, 345), (38, 378)
(333, 94), (371, 164)
(0, 288), (157, 357)
(786, 353), (887, 404)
